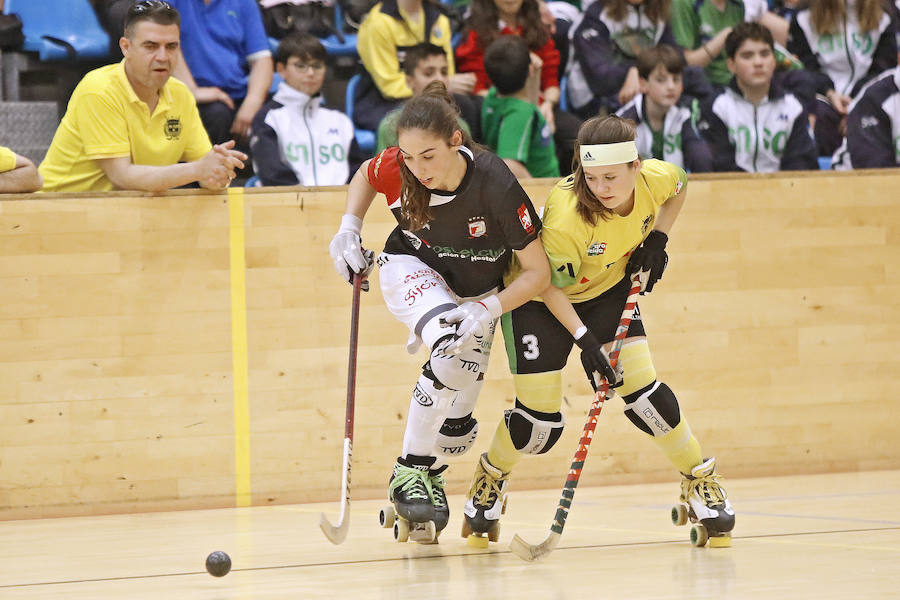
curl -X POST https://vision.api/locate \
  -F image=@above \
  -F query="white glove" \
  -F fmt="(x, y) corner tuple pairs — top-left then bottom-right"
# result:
(329, 214), (375, 291)
(440, 296), (503, 354)
(743, 0), (767, 22)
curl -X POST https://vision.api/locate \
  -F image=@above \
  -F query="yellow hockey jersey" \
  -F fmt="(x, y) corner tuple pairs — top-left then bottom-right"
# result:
(509, 159), (687, 302)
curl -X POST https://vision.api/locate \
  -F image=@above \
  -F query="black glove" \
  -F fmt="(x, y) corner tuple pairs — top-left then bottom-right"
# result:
(626, 230), (668, 294)
(575, 329), (623, 391)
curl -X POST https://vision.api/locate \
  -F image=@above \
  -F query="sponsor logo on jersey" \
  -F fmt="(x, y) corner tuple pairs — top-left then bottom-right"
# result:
(328, 127), (339, 135)
(641, 214), (653, 235)
(431, 245), (507, 262)
(861, 116), (879, 128)
(587, 242), (606, 256)
(467, 217), (487, 238)
(675, 179), (683, 195)
(403, 230), (429, 250)
(517, 204), (535, 234)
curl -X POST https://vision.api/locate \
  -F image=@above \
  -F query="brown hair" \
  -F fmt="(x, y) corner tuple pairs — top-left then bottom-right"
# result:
(604, 0), (671, 25)
(469, 0), (549, 52)
(636, 44), (685, 79)
(810, 0), (883, 34)
(395, 81), (474, 231)
(568, 116), (638, 226)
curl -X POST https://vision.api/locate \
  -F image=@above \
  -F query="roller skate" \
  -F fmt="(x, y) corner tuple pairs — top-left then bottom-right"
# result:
(461, 453), (509, 548)
(429, 464), (450, 537)
(378, 455), (438, 543)
(670, 457), (735, 547)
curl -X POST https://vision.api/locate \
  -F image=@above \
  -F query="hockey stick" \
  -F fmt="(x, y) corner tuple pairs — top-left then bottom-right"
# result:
(509, 273), (643, 561)
(319, 273), (363, 544)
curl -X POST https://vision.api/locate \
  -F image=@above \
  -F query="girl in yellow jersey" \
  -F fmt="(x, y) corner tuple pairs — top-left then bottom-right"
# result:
(462, 115), (735, 547)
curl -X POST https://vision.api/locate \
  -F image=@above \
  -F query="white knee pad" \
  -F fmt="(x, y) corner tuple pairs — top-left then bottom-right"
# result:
(426, 337), (484, 391)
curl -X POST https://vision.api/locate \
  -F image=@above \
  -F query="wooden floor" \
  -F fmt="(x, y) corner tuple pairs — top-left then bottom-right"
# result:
(2, 470), (898, 599)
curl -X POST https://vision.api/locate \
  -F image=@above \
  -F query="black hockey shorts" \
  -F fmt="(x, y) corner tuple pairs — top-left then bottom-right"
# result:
(501, 276), (646, 375)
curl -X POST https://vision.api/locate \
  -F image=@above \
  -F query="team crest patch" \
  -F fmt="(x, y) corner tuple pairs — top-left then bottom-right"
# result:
(467, 217), (487, 238)
(587, 242), (606, 256)
(164, 117), (182, 140)
(517, 204), (535, 234)
(641, 214), (653, 235)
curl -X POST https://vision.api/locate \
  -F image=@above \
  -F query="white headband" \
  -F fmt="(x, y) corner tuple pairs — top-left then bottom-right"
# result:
(580, 141), (638, 167)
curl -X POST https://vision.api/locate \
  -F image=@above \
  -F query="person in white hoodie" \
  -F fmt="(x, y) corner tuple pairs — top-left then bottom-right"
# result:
(250, 33), (356, 186)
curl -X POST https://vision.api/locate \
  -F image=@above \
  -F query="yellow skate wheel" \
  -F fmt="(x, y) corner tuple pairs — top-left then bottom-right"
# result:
(690, 524), (708, 547)
(671, 504), (689, 527)
(379, 506), (396, 529)
(393, 518), (410, 543)
(708, 535), (732, 548)
(467, 534), (489, 549)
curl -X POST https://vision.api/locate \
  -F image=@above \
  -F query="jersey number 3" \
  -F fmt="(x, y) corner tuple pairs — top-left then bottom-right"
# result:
(522, 334), (540, 360)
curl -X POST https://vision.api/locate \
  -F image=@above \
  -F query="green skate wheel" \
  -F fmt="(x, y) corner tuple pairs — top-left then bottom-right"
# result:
(690, 523), (708, 547)
(671, 504), (689, 526)
(379, 506), (396, 529)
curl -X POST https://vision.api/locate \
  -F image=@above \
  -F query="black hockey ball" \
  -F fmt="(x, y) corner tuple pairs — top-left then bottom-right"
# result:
(205, 551), (231, 577)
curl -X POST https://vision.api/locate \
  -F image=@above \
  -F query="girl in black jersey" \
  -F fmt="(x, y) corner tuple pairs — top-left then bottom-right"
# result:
(329, 82), (550, 541)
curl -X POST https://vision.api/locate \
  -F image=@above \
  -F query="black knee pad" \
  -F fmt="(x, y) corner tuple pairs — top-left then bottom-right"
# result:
(434, 413), (478, 457)
(623, 381), (681, 437)
(505, 399), (565, 455)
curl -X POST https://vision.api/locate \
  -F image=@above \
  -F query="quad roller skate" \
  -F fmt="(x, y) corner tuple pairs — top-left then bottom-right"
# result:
(461, 453), (509, 548)
(429, 464), (450, 536)
(671, 457), (735, 547)
(379, 456), (438, 543)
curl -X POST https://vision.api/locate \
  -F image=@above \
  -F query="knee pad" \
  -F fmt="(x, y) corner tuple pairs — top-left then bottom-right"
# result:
(425, 336), (484, 391)
(434, 413), (478, 457)
(623, 381), (681, 437)
(616, 340), (658, 398)
(505, 399), (565, 455)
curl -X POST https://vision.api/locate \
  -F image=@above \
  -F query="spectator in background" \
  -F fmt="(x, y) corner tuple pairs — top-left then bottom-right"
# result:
(0, 147), (42, 193)
(617, 45), (713, 172)
(787, 0), (898, 156)
(671, 0), (790, 89)
(355, 0), (478, 132)
(566, 0), (685, 118)
(169, 0), (274, 145)
(249, 34), (355, 186)
(456, 0), (580, 172)
(832, 65), (900, 169)
(90, 0), (134, 56)
(481, 36), (560, 178)
(699, 22), (818, 172)
(40, 0), (245, 192)
(376, 43), (472, 152)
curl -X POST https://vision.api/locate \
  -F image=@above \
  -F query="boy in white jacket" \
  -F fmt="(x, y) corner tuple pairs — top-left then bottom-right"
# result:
(250, 34), (355, 186)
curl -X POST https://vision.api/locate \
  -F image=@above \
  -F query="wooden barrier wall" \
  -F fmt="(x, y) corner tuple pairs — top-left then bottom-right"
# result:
(1, 169), (898, 519)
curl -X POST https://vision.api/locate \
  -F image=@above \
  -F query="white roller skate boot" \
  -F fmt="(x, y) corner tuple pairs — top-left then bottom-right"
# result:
(671, 457), (735, 547)
(379, 455), (438, 543)
(461, 453), (509, 548)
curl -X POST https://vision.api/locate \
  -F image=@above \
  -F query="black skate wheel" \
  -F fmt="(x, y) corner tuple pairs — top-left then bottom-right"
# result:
(671, 504), (689, 526)
(690, 523), (708, 547)
(394, 518), (410, 542)
(379, 506), (396, 529)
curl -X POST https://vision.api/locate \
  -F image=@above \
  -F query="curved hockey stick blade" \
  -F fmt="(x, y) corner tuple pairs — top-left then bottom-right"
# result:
(319, 511), (350, 545)
(509, 531), (560, 562)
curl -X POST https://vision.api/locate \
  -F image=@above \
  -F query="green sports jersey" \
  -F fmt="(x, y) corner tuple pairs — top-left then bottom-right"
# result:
(480, 87), (560, 178)
(376, 106), (472, 153)
(671, 0), (744, 86)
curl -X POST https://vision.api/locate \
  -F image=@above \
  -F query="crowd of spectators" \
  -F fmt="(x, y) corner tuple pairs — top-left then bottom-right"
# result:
(0, 0), (898, 194)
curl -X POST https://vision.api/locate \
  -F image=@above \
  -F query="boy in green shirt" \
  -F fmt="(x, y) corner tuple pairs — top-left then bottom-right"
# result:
(481, 36), (560, 179)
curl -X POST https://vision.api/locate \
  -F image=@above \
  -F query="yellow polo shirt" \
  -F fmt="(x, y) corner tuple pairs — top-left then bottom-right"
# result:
(0, 147), (16, 173)
(40, 60), (211, 192)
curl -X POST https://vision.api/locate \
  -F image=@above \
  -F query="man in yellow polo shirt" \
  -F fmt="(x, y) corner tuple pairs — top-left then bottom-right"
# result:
(40, 0), (245, 193)
(0, 146), (42, 193)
